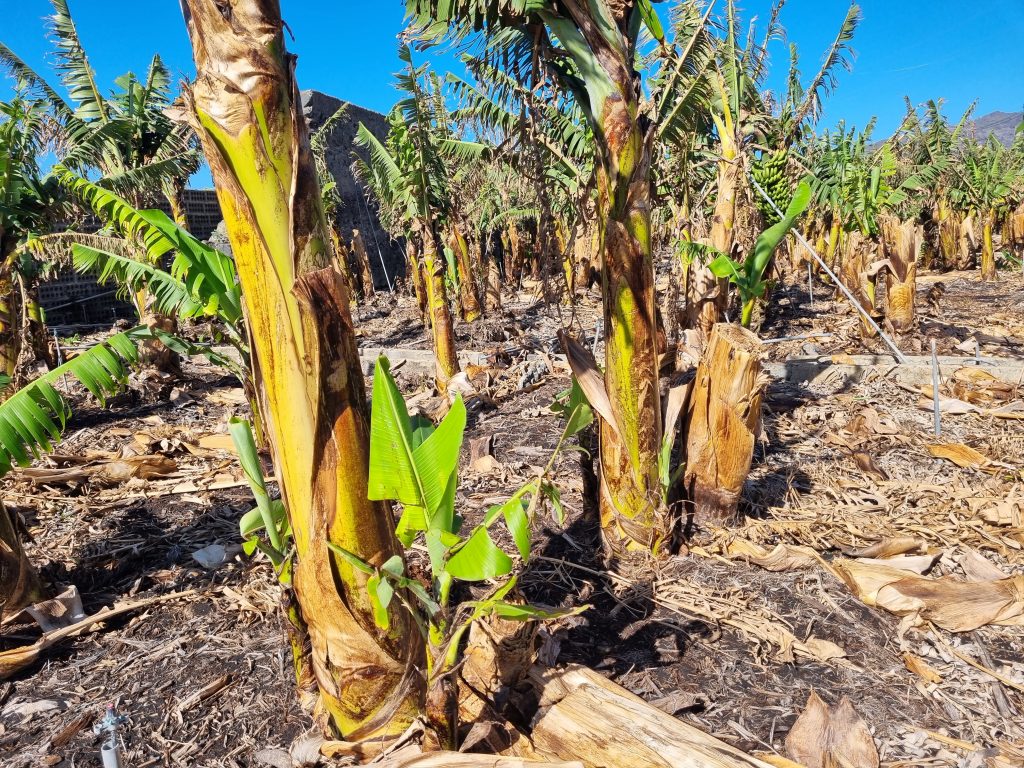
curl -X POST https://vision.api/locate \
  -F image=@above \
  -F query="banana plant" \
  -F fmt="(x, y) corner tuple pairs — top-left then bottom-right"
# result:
(0, 329), (141, 477)
(331, 357), (587, 744)
(180, 0), (425, 741)
(408, 0), (671, 556)
(1, 90), (66, 378)
(708, 181), (813, 326)
(957, 136), (1017, 282)
(0, 326), (144, 614)
(0, 0), (199, 208)
(52, 167), (250, 385)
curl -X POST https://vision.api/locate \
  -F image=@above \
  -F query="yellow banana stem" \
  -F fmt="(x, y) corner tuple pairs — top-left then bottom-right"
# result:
(595, 70), (665, 556)
(448, 225), (482, 322)
(981, 211), (997, 282)
(181, 0), (423, 740)
(418, 222), (459, 390)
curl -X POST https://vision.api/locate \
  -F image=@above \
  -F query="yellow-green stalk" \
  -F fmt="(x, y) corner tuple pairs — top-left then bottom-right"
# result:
(180, 0), (423, 740)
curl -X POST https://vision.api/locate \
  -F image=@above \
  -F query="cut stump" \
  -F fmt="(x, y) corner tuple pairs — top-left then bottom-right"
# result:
(683, 323), (765, 530)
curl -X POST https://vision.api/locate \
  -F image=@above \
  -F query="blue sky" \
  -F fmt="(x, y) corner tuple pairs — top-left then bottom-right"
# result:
(3, 0), (1022, 188)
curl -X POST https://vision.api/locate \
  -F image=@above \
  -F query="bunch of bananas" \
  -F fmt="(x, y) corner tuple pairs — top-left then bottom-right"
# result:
(751, 149), (792, 225)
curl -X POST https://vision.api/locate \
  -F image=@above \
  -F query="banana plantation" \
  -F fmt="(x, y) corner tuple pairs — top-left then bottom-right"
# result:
(2, 1), (1024, 766)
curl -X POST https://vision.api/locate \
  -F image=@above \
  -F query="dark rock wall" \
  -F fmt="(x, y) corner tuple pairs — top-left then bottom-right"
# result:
(301, 90), (405, 288)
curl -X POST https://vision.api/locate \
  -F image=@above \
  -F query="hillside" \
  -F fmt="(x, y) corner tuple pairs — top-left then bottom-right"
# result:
(972, 109), (1022, 145)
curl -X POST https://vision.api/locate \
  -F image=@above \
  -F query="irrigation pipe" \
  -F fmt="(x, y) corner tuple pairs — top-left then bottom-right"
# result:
(748, 174), (909, 364)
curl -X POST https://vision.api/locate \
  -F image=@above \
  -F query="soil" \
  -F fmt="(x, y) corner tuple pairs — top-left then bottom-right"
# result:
(3, 270), (1023, 767)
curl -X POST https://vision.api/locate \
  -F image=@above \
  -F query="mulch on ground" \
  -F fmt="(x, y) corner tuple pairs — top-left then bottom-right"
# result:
(3, 273), (1023, 766)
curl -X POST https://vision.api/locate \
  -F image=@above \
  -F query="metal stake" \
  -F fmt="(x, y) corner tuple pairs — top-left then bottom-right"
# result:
(748, 174), (908, 364)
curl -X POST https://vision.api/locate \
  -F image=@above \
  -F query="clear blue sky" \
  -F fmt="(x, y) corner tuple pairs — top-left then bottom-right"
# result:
(3, 0), (1022, 188)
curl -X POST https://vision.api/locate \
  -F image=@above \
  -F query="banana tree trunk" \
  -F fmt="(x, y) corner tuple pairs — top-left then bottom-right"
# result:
(879, 216), (921, 333)
(840, 231), (878, 339)
(24, 290), (55, 370)
(687, 129), (739, 341)
(165, 179), (189, 229)
(825, 219), (842, 270)
(417, 222), (459, 391)
(328, 223), (356, 300)
(352, 229), (376, 299)
(981, 211), (997, 282)
(506, 225), (523, 288)
(180, 0), (424, 740)
(574, 212), (598, 294)
(936, 198), (960, 269)
(0, 499), (43, 618)
(956, 213), (976, 270)
(593, 81), (664, 557)
(406, 238), (429, 322)
(683, 324), (764, 529)
(448, 225), (482, 322)
(484, 230), (502, 312)
(555, 217), (574, 302)
(1008, 203), (1024, 259)
(0, 260), (21, 381)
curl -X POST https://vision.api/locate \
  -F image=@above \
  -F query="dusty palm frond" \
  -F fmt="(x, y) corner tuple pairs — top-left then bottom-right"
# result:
(54, 164), (175, 256)
(353, 119), (416, 238)
(654, 0), (716, 146)
(17, 231), (136, 267)
(56, 167), (243, 324)
(0, 42), (76, 125)
(312, 103), (349, 217)
(140, 53), (172, 108)
(72, 245), (204, 320)
(747, 0), (786, 86)
(97, 153), (199, 200)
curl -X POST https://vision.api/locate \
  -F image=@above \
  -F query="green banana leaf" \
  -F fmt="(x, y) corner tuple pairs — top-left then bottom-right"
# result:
(72, 244), (205, 320)
(56, 166), (242, 325)
(709, 179), (812, 297)
(0, 328), (142, 477)
(743, 179), (813, 288)
(368, 356), (466, 547)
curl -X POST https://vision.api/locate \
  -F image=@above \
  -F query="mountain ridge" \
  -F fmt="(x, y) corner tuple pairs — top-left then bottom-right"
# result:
(971, 109), (1021, 146)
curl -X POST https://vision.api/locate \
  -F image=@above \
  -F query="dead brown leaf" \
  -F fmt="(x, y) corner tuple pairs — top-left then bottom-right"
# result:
(903, 652), (943, 684)
(927, 442), (990, 469)
(196, 434), (237, 453)
(725, 539), (825, 571)
(850, 451), (888, 480)
(841, 537), (925, 559)
(958, 547), (1008, 582)
(854, 554), (937, 574)
(846, 408), (902, 437)
(558, 330), (622, 443)
(951, 367), (1017, 406)
(786, 691), (879, 768)
(834, 559), (1024, 632)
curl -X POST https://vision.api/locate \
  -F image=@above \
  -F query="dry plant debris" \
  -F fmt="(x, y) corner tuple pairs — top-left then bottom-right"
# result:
(3, 278), (1024, 766)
